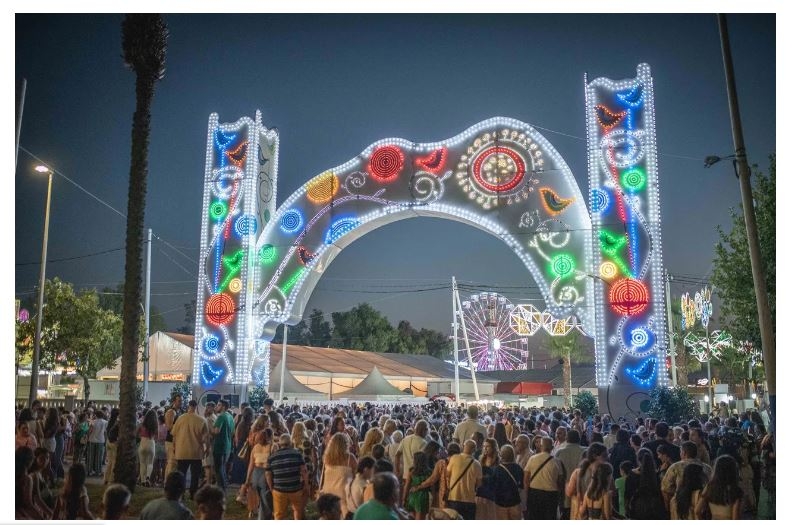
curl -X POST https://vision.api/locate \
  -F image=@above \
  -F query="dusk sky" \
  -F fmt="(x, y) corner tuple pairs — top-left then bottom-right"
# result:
(15, 13), (776, 339)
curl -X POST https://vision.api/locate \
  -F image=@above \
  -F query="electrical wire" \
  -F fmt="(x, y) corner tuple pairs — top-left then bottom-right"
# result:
(15, 246), (125, 266)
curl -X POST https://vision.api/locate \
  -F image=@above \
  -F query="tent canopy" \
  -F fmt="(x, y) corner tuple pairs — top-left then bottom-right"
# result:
(332, 366), (412, 399)
(268, 360), (327, 399)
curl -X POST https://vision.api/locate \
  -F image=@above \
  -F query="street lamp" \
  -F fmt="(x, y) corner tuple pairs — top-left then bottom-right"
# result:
(28, 164), (54, 407)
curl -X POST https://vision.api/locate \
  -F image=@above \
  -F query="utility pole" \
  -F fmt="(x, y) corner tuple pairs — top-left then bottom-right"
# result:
(451, 277), (460, 404)
(718, 14), (776, 430)
(665, 270), (678, 386)
(16, 78), (26, 169)
(278, 324), (288, 404)
(143, 228), (152, 402)
(454, 284), (480, 401)
(29, 168), (53, 407)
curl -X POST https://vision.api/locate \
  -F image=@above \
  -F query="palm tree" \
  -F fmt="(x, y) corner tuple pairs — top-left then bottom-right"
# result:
(114, 14), (168, 492)
(548, 331), (590, 409)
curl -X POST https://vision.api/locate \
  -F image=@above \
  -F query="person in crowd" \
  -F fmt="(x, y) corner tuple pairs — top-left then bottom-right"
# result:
(102, 483), (131, 520)
(138, 407), (159, 486)
(320, 431), (358, 517)
(171, 399), (209, 499)
(201, 402), (217, 488)
(555, 429), (585, 519)
(445, 439), (482, 520)
(603, 423), (620, 450)
(580, 462), (613, 520)
(324, 415), (347, 447)
(413, 441), (457, 509)
(566, 442), (608, 520)
(689, 427), (712, 466)
(524, 436), (564, 520)
(29, 446), (55, 513)
(317, 492), (343, 520)
(51, 463), (95, 520)
(194, 483), (226, 519)
(626, 448), (667, 519)
(643, 421), (681, 468)
(353, 472), (410, 520)
(362, 458), (395, 503)
(493, 421), (509, 448)
(405, 451), (433, 519)
(164, 393), (183, 477)
(231, 405), (255, 484)
(609, 428), (637, 478)
(103, 407), (120, 484)
(360, 426), (384, 459)
(387, 430), (403, 465)
(453, 405), (487, 445)
(139, 471), (194, 519)
(395, 419), (430, 504)
(475, 437), (499, 519)
(513, 433), (532, 469)
(212, 399), (234, 492)
(245, 427), (275, 519)
(86, 408), (107, 477)
(697, 454), (744, 520)
(757, 433), (775, 519)
(266, 433), (309, 519)
(41, 407), (59, 469)
(614, 460), (632, 519)
(16, 420), (38, 450)
(493, 443), (524, 519)
(671, 463), (707, 520)
(153, 411), (168, 486)
(660, 440), (713, 512)
(347, 456), (376, 516)
(17, 447), (45, 519)
(72, 412), (89, 465)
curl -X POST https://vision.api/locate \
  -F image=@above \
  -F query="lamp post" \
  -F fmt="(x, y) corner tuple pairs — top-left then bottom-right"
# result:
(28, 164), (54, 407)
(708, 13), (776, 432)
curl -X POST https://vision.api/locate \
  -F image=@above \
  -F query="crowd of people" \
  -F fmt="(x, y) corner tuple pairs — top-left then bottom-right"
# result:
(15, 395), (775, 520)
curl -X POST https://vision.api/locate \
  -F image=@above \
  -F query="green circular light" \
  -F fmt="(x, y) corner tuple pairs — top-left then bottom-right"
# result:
(259, 244), (276, 265)
(209, 201), (227, 220)
(551, 254), (576, 279)
(621, 168), (646, 192)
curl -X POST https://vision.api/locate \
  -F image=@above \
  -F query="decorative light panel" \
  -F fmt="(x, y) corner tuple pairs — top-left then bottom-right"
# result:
(586, 64), (668, 416)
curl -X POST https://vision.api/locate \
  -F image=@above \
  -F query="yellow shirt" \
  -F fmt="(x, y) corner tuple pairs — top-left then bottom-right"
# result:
(171, 411), (208, 460)
(524, 452), (562, 492)
(446, 453), (482, 503)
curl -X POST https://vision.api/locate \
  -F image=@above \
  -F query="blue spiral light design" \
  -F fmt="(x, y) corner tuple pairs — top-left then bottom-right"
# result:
(280, 209), (304, 234)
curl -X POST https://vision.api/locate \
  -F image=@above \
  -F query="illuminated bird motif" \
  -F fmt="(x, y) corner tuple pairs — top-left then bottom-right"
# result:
(297, 246), (316, 266)
(415, 147), (448, 174)
(625, 357), (656, 386)
(540, 187), (574, 215)
(617, 84), (644, 108)
(595, 105), (626, 130)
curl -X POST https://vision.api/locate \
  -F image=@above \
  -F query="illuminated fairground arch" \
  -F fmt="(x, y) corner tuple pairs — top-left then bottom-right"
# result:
(192, 64), (668, 418)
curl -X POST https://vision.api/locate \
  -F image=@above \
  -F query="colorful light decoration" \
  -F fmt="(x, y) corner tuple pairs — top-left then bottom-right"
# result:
(460, 293), (528, 371)
(324, 217), (361, 245)
(201, 361), (224, 386)
(737, 340), (762, 367)
(608, 278), (650, 316)
(684, 330), (732, 363)
(18, 308), (30, 323)
(280, 209), (304, 234)
(625, 357), (656, 387)
(540, 187), (575, 215)
(209, 201), (227, 220)
(509, 304), (584, 337)
(599, 261), (618, 280)
(620, 168), (647, 192)
(228, 278), (243, 294)
(194, 68), (663, 401)
(306, 171), (339, 204)
(368, 145), (405, 182)
(205, 293), (236, 326)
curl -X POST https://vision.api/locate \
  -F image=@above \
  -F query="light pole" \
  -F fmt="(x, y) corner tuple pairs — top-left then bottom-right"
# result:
(709, 13), (776, 431)
(28, 164), (54, 407)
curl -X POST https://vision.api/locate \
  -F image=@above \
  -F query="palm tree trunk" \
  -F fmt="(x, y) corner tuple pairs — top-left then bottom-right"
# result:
(563, 353), (572, 409)
(115, 74), (154, 492)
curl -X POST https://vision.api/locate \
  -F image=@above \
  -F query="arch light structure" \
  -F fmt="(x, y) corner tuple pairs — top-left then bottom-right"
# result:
(192, 64), (667, 417)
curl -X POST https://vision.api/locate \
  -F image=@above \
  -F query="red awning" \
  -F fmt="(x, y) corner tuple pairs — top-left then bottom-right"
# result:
(495, 382), (553, 395)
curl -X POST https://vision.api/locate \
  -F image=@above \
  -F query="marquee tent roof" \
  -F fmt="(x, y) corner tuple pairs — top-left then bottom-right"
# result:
(268, 360), (327, 398)
(332, 366), (411, 399)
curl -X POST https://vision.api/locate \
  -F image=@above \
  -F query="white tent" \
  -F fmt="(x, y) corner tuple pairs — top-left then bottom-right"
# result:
(95, 331), (193, 381)
(268, 360), (327, 401)
(332, 366), (418, 400)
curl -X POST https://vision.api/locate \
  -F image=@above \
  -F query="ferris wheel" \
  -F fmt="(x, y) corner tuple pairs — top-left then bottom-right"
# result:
(459, 292), (528, 371)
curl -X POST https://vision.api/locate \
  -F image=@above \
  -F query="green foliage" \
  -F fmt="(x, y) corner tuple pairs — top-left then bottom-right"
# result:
(646, 386), (699, 424)
(330, 303), (397, 353)
(15, 278), (123, 381)
(169, 382), (192, 409)
(547, 332), (590, 408)
(668, 299), (704, 386)
(99, 284), (168, 336)
(177, 299), (196, 335)
(712, 155), (775, 350)
(135, 384), (144, 406)
(573, 391), (598, 417)
(248, 385), (267, 411)
(308, 309), (332, 347)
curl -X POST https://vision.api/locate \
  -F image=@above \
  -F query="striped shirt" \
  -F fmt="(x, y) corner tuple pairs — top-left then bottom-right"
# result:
(266, 447), (305, 493)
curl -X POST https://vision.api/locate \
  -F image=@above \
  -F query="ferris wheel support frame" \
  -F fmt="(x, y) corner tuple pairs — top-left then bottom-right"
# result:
(453, 277), (480, 401)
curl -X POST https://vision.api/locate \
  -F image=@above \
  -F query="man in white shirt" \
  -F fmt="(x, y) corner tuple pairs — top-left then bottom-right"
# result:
(453, 405), (487, 445)
(524, 437), (564, 520)
(445, 440), (482, 520)
(394, 419), (429, 505)
(603, 423), (620, 450)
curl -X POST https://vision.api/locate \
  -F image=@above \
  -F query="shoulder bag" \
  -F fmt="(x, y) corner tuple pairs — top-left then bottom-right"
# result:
(444, 458), (474, 503)
(526, 455), (554, 488)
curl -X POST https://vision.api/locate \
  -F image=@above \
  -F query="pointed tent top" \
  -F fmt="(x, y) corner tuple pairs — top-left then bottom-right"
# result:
(335, 366), (408, 397)
(268, 359), (325, 395)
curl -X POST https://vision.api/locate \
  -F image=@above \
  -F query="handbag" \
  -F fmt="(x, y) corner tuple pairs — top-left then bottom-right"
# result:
(238, 440), (252, 459)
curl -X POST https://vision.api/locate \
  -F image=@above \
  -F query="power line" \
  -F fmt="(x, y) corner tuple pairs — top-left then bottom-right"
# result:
(15, 246), (125, 266)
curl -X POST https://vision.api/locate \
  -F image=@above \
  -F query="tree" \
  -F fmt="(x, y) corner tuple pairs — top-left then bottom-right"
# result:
(646, 386), (699, 424)
(99, 284), (167, 338)
(272, 320), (311, 345)
(573, 391), (598, 418)
(115, 13), (168, 493)
(248, 386), (267, 411)
(712, 155), (775, 351)
(14, 278), (123, 403)
(177, 299), (196, 334)
(548, 331), (590, 409)
(308, 308), (332, 347)
(330, 303), (396, 353)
